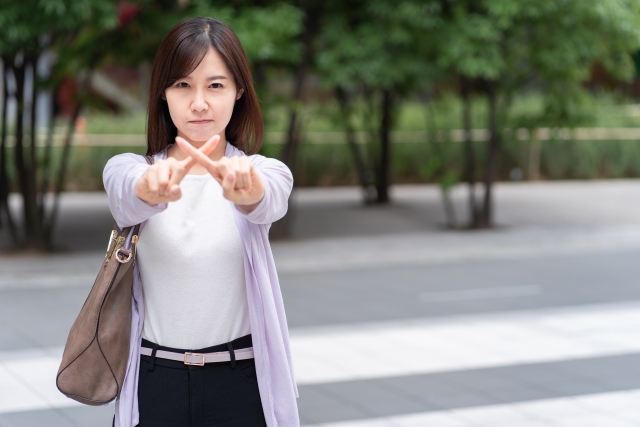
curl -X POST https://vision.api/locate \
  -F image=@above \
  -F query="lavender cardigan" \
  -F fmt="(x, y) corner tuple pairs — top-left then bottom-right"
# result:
(103, 142), (299, 427)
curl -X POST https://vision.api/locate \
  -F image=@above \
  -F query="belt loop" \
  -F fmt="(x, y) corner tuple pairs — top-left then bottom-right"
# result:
(226, 342), (236, 369)
(148, 344), (159, 372)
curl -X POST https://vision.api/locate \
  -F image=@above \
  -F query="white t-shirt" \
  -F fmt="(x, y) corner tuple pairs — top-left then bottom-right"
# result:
(136, 173), (250, 349)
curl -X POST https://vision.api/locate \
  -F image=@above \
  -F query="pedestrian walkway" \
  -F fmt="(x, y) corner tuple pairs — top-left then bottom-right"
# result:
(1, 301), (640, 426)
(1, 180), (639, 426)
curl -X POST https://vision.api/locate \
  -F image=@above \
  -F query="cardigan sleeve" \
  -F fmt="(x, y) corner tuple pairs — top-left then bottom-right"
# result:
(103, 153), (167, 229)
(233, 154), (293, 225)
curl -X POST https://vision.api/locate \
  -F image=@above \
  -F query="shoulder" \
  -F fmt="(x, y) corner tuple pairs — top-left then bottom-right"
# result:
(110, 152), (147, 161)
(104, 152), (147, 168)
(105, 148), (168, 168)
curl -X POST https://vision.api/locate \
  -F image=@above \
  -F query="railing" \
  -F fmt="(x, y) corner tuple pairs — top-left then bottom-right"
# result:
(6, 128), (640, 147)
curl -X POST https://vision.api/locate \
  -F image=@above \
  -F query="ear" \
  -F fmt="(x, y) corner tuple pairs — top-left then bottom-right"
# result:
(161, 91), (167, 101)
(236, 88), (244, 101)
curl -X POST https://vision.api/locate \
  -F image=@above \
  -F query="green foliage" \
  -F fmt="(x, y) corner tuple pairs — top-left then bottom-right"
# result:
(228, 4), (304, 66)
(6, 0), (640, 195)
(435, 4), (505, 80)
(436, 0), (640, 121)
(0, 0), (117, 56)
(317, 0), (439, 93)
(93, 2), (188, 71)
(189, 1), (304, 66)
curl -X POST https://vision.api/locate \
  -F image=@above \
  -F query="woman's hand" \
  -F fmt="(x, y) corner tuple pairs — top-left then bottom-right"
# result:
(134, 135), (220, 205)
(175, 137), (265, 210)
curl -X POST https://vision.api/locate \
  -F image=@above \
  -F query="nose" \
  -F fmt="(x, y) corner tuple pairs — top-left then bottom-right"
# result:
(190, 89), (208, 112)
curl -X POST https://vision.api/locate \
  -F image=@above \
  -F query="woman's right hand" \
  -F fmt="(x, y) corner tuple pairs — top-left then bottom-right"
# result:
(134, 135), (220, 205)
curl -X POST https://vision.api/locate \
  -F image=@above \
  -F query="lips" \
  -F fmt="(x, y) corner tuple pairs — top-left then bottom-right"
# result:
(188, 120), (213, 124)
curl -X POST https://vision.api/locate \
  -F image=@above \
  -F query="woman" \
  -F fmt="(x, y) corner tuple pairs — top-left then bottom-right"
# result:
(103, 17), (299, 427)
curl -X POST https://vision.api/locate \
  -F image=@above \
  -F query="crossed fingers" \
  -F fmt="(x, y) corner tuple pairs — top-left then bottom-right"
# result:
(175, 137), (263, 206)
(175, 137), (253, 191)
(166, 135), (219, 193)
(143, 135), (219, 202)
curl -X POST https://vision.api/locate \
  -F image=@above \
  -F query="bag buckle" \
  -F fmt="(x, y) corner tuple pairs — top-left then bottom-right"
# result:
(184, 352), (205, 366)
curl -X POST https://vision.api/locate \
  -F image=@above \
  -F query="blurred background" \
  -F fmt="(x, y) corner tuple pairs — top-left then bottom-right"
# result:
(2, 0), (640, 426)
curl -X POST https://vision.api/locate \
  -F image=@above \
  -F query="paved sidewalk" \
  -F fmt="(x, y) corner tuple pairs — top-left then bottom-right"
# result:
(1, 180), (639, 426)
(3, 179), (640, 252)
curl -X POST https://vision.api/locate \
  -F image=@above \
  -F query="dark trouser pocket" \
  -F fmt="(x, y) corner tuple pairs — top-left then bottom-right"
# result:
(234, 358), (257, 381)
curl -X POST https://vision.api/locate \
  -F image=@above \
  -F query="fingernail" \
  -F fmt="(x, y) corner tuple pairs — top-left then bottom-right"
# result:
(226, 175), (233, 182)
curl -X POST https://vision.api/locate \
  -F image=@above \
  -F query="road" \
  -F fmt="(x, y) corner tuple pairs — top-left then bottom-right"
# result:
(1, 180), (639, 426)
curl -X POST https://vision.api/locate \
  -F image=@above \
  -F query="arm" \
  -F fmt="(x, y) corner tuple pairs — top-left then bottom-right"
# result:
(103, 153), (167, 229)
(233, 155), (293, 225)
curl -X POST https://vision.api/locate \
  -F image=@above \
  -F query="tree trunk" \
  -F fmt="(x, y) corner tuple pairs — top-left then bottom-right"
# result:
(335, 86), (376, 203)
(13, 56), (44, 250)
(37, 89), (57, 222)
(479, 81), (499, 228)
(376, 89), (394, 204)
(281, 6), (318, 169)
(461, 78), (480, 228)
(271, 4), (320, 239)
(43, 100), (81, 247)
(0, 57), (20, 246)
(28, 56), (38, 201)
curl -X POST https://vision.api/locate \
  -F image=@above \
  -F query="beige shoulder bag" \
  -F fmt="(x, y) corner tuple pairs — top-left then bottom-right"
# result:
(56, 155), (154, 405)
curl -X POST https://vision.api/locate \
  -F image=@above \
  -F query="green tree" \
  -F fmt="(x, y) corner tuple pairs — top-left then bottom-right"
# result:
(0, 0), (117, 250)
(436, 0), (640, 228)
(317, 0), (440, 204)
(0, 0), (205, 251)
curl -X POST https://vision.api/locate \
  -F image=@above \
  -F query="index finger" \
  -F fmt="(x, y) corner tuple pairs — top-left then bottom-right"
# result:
(176, 134), (220, 169)
(165, 135), (220, 192)
(176, 137), (224, 181)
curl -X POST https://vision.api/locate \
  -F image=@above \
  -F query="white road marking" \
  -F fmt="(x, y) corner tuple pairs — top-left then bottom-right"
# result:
(0, 347), (83, 414)
(1, 301), (638, 415)
(290, 301), (640, 384)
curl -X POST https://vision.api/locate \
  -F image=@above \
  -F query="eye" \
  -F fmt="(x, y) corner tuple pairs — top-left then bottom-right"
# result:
(175, 82), (189, 88)
(210, 83), (223, 89)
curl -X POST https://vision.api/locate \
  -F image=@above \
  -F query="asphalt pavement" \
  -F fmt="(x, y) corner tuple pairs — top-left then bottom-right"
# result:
(1, 180), (639, 426)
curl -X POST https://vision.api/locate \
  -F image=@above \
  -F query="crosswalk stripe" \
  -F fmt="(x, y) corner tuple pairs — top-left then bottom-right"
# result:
(1, 301), (638, 415)
(290, 301), (640, 384)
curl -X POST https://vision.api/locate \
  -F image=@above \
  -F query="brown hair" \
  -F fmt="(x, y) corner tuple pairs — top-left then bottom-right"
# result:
(146, 17), (263, 155)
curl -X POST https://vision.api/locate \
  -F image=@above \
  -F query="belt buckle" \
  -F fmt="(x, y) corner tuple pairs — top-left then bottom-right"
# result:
(184, 352), (205, 366)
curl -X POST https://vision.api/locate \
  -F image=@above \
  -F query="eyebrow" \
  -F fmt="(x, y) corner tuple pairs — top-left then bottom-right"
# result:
(181, 75), (228, 81)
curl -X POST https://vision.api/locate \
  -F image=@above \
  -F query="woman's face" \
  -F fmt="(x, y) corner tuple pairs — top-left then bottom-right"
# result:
(164, 47), (243, 145)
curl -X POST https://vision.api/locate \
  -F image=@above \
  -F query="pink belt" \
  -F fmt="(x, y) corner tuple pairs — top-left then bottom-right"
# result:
(140, 346), (254, 366)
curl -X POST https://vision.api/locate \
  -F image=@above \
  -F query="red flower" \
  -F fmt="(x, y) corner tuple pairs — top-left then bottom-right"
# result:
(117, 2), (140, 27)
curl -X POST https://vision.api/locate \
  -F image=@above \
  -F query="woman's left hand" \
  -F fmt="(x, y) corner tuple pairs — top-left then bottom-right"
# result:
(176, 137), (265, 210)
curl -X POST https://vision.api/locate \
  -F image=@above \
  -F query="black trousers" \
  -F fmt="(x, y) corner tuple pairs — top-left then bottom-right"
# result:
(114, 334), (267, 427)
